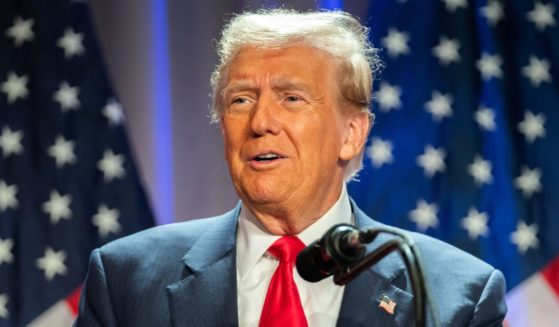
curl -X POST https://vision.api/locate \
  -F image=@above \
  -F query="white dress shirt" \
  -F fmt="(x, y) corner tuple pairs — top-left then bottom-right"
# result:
(236, 185), (352, 327)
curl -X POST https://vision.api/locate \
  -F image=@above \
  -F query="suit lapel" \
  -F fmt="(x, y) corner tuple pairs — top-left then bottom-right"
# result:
(166, 206), (240, 327)
(164, 200), (415, 326)
(337, 202), (414, 327)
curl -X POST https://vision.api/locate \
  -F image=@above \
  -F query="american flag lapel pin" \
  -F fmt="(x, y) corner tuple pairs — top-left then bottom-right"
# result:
(379, 294), (397, 315)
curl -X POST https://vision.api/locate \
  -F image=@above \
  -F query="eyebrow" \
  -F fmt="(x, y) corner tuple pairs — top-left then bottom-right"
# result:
(221, 80), (257, 98)
(269, 77), (313, 94)
(221, 77), (313, 98)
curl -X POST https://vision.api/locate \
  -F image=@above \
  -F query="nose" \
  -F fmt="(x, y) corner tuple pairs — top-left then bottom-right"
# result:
(249, 94), (281, 137)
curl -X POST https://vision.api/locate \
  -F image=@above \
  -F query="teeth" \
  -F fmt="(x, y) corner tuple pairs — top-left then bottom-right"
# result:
(255, 153), (280, 161)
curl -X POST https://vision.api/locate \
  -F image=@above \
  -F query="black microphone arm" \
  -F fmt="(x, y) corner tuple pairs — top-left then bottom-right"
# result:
(335, 227), (429, 327)
(296, 224), (438, 327)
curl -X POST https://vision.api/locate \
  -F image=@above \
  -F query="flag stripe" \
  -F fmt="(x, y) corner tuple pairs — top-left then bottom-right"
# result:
(542, 255), (559, 299)
(65, 286), (82, 315)
(506, 272), (559, 326)
(28, 300), (75, 327)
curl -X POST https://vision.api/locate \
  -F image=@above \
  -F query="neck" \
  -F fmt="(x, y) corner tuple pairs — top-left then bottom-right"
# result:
(245, 184), (344, 235)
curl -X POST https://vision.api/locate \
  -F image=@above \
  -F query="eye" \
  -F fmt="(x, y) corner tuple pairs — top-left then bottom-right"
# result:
(282, 94), (307, 109)
(226, 95), (254, 114)
(232, 97), (249, 105)
(285, 95), (302, 102)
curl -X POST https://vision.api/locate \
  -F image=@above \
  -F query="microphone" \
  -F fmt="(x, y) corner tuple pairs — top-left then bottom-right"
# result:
(296, 224), (374, 282)
(296, 223), (436, 327)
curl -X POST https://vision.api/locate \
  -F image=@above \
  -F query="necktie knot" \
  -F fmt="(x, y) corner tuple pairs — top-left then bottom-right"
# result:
(260, 235), (308, 327)
(268, 236), (305, 263)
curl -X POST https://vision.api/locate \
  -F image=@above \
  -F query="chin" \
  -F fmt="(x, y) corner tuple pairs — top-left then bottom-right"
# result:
(241, 180), (292, 206)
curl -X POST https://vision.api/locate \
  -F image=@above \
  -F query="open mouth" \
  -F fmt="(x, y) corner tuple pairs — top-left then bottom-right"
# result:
(252, 153), (284, 162)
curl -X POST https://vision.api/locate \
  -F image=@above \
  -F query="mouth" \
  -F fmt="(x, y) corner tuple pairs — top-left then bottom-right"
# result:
(251, 152), (285, 162)
(246, 150), (288, 169)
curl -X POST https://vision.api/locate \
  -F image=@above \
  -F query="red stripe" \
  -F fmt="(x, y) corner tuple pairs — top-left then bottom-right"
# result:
(541, 255), (559, 299)
(65, 286), (82, 315)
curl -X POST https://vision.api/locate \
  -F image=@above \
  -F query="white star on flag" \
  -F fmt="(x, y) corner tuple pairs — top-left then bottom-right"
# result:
(53, 81), (80, 112)
(514, 166), (542, 198)
(0, 181), (18, 212)
(42, 190), (72, 224)
(425, 91), (453, 121)
(442, 0), (468, 12)
(48, 135), (77, 168)
(432, 37), (461, 65)
(93, 204), (121, 238)
(409, 199), (439, 231)
(375, 82), (402, 112)
(57, 28), (85, 58)
(461, 208), (489, 240)
(511, 221), (539, 254)
(1, 72), (29, 103)
(5, 16), (34, 47)
(522, 56), (552, 87)
(36, 247), (67, 281)
(518, 111), (546, 143)
(103, 99), (125, 126)
(527, 2), (556, 31)
(475, 105), (497, 131)
(0, 238), (14, 266)
(381, 28), (410, 58)
(476, 53), (503, 80)
(0, 126), (24, 158)
(0, 294), (8, 319)
(366, 138), (394, 168)
(98, 149), (126, 182)
(469, 155), (493, 186)
(480, 0), (504, 26)
(416, 145), (446, 177)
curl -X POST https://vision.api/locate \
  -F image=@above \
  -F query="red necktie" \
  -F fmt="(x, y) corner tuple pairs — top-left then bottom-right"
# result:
(259, 236), (308, 327)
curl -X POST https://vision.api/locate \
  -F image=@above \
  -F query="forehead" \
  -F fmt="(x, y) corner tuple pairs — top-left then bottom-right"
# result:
(224, 45), (338, 89)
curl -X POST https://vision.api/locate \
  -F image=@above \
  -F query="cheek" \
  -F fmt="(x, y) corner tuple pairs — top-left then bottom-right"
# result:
(222, 120), (245, 165)
(222, 116), (244, 144)
(294, 124), (341, 165)
(316, 125), (347, 165)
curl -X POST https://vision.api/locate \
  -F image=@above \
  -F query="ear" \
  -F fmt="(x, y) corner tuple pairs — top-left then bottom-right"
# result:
(339, 112), (371, 161)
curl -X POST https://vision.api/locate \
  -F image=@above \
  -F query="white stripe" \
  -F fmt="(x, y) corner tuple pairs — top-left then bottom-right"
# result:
(506, 272), (559, 327)
(27, 300), (75, 327)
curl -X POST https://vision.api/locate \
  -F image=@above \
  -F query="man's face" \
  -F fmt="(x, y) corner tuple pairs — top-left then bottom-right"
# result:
(220, 45), (367, 219)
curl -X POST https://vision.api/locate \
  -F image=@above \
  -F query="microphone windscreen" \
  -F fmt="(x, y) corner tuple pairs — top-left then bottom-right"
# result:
(296, 243), (329, 282)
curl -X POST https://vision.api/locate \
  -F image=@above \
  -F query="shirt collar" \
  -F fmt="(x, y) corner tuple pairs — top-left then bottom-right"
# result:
(236, 185), (352, 281)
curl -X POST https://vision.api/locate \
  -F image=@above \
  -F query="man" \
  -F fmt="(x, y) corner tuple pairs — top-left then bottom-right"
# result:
(76, 9), (506, 326)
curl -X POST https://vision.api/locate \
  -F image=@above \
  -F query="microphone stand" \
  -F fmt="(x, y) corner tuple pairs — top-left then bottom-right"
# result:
(333, 229), (430, 327)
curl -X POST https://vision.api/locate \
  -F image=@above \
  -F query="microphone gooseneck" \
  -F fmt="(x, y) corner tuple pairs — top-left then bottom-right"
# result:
(295, 223), (438, 327)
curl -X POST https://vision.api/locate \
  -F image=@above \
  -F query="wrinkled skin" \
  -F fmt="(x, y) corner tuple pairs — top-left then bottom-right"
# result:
(220, 45), (370, 235)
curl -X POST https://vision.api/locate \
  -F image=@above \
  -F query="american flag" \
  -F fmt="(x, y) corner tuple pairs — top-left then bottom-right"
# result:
(378, 294), (397, 315)
(0, 0), (154, 325)
(346, 0), (559, 325)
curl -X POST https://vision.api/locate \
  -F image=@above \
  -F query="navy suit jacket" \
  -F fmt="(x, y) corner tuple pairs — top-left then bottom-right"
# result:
(75, 202), (506, 326)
